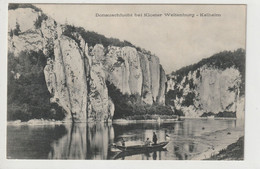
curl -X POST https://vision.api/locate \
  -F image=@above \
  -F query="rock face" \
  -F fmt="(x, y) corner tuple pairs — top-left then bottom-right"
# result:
(44, 35), (88, 121)
(157, 65), (167, 104)
(166, 64), (245, 119)
(8, 6), (166, 122)
(104, 46), (166, 105)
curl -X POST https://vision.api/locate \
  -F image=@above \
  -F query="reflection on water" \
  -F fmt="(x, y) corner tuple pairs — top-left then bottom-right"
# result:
(48, 123), (114, 159)
(7, 119), (244, 160)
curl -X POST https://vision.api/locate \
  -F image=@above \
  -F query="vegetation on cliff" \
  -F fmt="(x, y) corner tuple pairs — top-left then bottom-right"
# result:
(7, 51), (65, 121)
(8, 4), (245, 121)
(106, 81), (175, 119)
(166, 49), (245, 118)
(170, 49), (245, 96)
(8, 3), (43, 12)
(62, 25), (145, 52)
(7, 4), (166, 121)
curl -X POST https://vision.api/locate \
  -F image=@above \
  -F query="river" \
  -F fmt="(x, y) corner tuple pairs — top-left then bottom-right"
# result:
(7, 119), (244, 160)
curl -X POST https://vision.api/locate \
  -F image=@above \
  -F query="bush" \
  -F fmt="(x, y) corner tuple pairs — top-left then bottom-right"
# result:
(62, 25), (150, 53)
(189, 78), (196, 90)
(181, 92), (195, 107)
(106, 81), (174, 119)
(196, 69), (200, 78)
(13, 22), (21, 36)
(200, 112), (215, 117)
(174, 108), (185, 116)
(34, 14), (48, 29)
(215, 111), (236, 118)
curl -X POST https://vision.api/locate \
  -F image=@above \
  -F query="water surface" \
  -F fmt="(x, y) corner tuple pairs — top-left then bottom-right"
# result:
(7, 119), (244, 160)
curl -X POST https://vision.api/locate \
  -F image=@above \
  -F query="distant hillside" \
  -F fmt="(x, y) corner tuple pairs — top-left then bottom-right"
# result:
(169, 48), (245, 95)
(166, 49), (245, 118)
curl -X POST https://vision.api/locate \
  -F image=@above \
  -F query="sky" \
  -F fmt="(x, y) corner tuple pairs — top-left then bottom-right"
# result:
(35, 4), (246, 73)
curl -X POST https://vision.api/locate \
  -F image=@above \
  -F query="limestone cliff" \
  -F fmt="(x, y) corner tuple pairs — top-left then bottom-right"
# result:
(8, 5), (166, 122)
(102, 46), (166, 105)
(166, 49), (245, 119)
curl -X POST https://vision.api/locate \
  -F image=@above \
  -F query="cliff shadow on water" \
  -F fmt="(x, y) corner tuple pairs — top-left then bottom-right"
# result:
(7, 123), (115, 159)
(7, 119), (243, 160)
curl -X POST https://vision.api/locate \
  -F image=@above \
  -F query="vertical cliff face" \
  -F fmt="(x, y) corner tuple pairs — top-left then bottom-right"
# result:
(139, 52), (153, 104)
(44, 35), (88, 121)
(103, 46), (166, 104)
(44, 33), (116, 122)
(166, 50), (245, 119)
(8, 7), (114, 122)
(157, 65), (167, 104)
(104, 46), (143, 96)
(8, 6), (167, 122)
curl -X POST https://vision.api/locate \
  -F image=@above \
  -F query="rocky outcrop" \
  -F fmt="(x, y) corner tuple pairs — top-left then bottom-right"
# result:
(8, 8), (43, 55)
(44, 34), (115, 122)
(88, 62), (114, 122)
(157, 65), (167, 104)
(8, 6), (166, 122)
(44, 35), (89, 121)
(103, 46), (166, 104)
(104, 46), (143, 95)
(139, 52), (153, 104)
(166, 64), (245, 119)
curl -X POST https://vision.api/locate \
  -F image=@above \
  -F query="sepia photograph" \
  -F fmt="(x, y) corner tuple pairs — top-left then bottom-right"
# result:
(5, 3), (246, 161)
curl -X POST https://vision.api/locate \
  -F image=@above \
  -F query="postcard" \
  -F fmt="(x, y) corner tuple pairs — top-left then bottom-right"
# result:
(5, 3), (247, 161)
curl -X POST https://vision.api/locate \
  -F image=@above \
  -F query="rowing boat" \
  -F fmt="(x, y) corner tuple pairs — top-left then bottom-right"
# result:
(112, 146), (167, 159)
(114, 141), (169, 152)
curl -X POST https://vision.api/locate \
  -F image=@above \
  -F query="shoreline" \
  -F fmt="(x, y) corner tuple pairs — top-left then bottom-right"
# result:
(180, 117), (237, 120)
(7, 117), (241, 126)
(7, 118), (244, 160)
(205, 136), (244, 160)
(190, 126), (244, 160)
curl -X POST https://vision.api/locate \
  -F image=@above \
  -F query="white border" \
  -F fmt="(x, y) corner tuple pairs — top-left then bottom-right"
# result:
(1, 0), (260, 169)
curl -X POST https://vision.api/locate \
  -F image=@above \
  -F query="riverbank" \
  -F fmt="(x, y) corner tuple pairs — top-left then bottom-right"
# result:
(113, 114), (179, 123)
(191, 126), (244, 160)
(205, 136), (244, 160)
(7, 119), (65, 125)
(7, 116), (241, 125)
(180, 116), (237, 120)
(7, 114), (179, 125)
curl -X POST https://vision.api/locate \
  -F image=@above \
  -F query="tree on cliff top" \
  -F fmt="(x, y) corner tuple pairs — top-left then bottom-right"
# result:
(8, 3), (42, 12)
(62, 25), (147, 54)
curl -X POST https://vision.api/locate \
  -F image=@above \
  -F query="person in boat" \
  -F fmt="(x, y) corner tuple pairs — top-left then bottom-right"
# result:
(144, 138), (152, 146)
(165, 130), (170, 140)
(153, 132), (157, 145)
(121, 138), (125, 147)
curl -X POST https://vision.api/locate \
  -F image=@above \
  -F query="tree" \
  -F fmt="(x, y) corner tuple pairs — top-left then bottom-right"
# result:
(13, 22), (21, 36)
